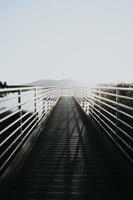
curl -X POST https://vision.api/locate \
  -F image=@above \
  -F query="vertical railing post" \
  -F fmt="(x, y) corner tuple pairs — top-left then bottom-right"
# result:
(40, 88), (42, 117)
(85, 87), (88, 113)
(48, 89), (50, 111)
(44, 88), (47, 114)
(87, 87), (90, 115)
(83, 88), (85, 110)
(98, 88), (101, 122)
(52, 88), (54, 106)
(49, 89), (51, 110)
(42, 88), (45, 115)
(80, 88), (83, 106)
(51, 88), (52, 106)
(55, 87), (57, 101)
(79, 88), (81, 104)
(34, 88), (39, 122)
(90, 87), (93, 114)
(50, 88), (52, 108)
(18, 89), (22, 138)
(89, 87), (92, 114)
(88, 88), (91, 114)
(115, 88), (120, 137)
(34, 88), (37, 113)
(46, 88), (48, 112)
(40, 88), (42, 119)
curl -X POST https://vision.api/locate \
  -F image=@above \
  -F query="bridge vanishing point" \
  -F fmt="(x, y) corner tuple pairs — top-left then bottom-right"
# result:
(0, 86), (133, 200)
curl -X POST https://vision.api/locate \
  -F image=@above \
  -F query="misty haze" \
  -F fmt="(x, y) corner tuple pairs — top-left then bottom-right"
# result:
(0, 1), (133, 200)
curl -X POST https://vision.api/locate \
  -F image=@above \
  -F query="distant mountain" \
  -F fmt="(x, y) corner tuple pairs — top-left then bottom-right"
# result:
(30, 79), (83, 88)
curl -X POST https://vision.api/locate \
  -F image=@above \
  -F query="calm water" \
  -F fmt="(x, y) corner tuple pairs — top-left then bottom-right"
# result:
(0, 91), (34, 113)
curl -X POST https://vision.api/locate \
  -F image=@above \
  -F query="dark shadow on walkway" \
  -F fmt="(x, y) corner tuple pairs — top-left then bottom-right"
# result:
(4, 97), (132, 200)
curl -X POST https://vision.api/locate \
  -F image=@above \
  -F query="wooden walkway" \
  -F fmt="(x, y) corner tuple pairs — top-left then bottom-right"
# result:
(4, 97), (132, 200)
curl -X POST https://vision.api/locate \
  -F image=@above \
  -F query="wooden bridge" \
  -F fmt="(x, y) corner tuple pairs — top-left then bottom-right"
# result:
(0, 87), (132, 200)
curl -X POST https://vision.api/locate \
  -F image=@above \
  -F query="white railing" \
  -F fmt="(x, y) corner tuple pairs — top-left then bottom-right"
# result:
(0, 86), (60, 176)
(0, 85), (132, 176)
(74, 86), (133, 163)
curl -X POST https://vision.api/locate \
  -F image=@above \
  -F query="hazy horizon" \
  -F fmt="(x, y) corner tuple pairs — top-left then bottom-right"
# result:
(0, 0), (133, 85)
(1, 77), (132, 86)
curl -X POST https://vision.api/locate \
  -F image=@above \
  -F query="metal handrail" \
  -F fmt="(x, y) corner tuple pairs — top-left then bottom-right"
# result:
(88, 95), (133, 119)
(88, 97), (133, 133)
(94, 90), (133, 101)
(0, 86), (60, 176)
(91, 93), (133, 111)
(74, 86), (133, 163)
(0, 86), (56, 93)
(80, 86), (133, 91)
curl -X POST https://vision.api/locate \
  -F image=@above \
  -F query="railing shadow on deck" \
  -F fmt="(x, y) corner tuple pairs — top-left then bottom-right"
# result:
(1, 96), (132, 200)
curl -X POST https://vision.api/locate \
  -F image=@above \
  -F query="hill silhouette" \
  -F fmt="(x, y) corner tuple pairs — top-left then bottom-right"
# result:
(30, 79), (83, 88)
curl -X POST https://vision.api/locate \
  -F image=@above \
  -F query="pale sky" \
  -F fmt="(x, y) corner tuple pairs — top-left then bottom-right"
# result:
(0, 0), (133, 85)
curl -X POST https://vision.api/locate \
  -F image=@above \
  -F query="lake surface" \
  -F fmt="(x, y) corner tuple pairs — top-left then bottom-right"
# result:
(0, 91), (34, 113)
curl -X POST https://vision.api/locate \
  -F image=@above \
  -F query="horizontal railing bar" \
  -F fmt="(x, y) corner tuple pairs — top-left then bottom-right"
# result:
(0, 117), (38, 172)
(87, 97), (133, 134)
(75, 95), (133, 147)
(0, 111), (33, 146)
(99, 97), (132, 119)
(0, 115), (22, 135)
(89, 104), (132, 151)
(0, 94), (21, 103)
(0, 86), (59, 175)
(34, 94), (56, 117)
(96, 97), (132, 119)
(0, 125), (21, 148)
(0, 113), (37, 155)
(0, 109), (33, 136)
(0, 88), (57, 105)
(0, 99), (32, 115)
(93, 90), (133, 101)
(91, 86), (133, 91)
(34, 90), (55, 102)
(90, 108), (117, 140)
(37, 91), (55, 101)
(88, 98), (133, 140)
(86, 97), (133, 132)
(89, 111), (132, 163)
(0, 103), (21, 115)
(41, 97), (53, 108)
(0, 114), (38, 159)
(20, 116), (38, 139)
(35, 98), (53, 111)
(89, 95), (133, 119)
(74, 86), (133, 164)
(42, 94), (53, 112)
(0, 86), (56, 93)
(91, 93), (133, 111)
(0, 109), (21, 123)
